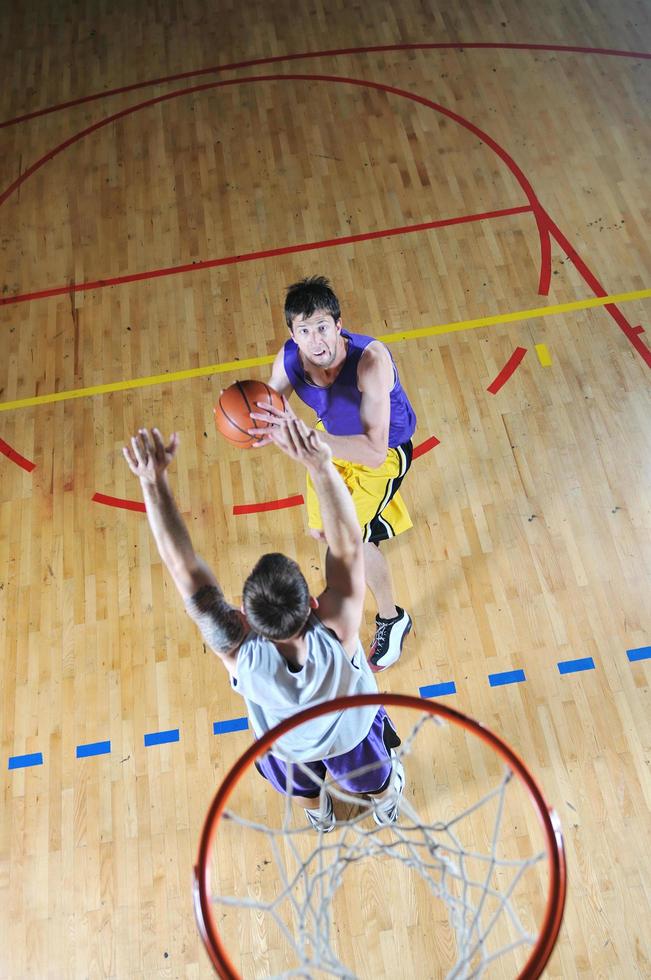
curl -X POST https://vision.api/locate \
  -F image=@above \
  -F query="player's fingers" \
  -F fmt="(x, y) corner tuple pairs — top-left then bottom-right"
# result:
(285, 418), (305, 454)
(131, 434), (146, 463)
(167, 432), (179, 456)
(151, 427), (166, 460)
(265, 419), (292, 452)
(280, 394), (295, 414)
(122, 445), (139, 473)
(290, 418), (313, 450)
(139, 428), (154, 457)
(254, 401), (285, 418)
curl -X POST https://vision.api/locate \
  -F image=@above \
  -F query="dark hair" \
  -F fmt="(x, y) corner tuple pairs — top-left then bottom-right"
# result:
(185, 585), (247, 653)
(284, 275), (341, 329)
(242, 553), (311, 640)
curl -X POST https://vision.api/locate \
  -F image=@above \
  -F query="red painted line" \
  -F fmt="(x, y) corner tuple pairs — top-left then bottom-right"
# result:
(2, 63), (642, 368)
(0, 437), (36, 472)
(0, 206), (531, 307)
(233, 437), (441, 512)
(412, 434), (441, 459)
(0, 72), (549, 302)
(233, 494), (305, 516)
(543, 217), (651, 370)
(631, 325), (645, 334)
(487, 347), (528, 393)
(92, 492), (146, 512)
(2, 43), (649, 129)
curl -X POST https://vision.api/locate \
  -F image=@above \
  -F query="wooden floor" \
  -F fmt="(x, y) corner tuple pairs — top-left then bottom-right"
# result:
(1, 0), (650, 976)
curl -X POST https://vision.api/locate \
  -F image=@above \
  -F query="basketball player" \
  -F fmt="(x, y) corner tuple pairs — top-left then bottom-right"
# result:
(252, 275), (417, 673)
(122, 422), (404, 832)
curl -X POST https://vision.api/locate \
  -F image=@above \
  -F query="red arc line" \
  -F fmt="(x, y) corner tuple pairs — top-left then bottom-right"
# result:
(0, 437), (36, 472)
(487, 347), (528, 393)
(0, 73), (552, 301)
(3, 66), (646, 365)
(92, 492), (146, 512)
(0, 206), (531, 308)
(233, 494), (305, 516)
(97, 434), (441, 517)
(2, 42), (649, 129)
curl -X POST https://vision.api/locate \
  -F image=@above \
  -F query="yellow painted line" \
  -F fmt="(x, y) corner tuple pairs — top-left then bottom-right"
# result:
(535, 343), (552, 366)
(375, 287), (651, 344)
(0, 355), (275, 412)
(1, 287), (648, 413)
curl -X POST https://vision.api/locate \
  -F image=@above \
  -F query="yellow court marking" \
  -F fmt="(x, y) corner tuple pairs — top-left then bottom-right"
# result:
(0, 287), (648, 413)
(535, 343), (552, 366)
(375, 287), (651, 344)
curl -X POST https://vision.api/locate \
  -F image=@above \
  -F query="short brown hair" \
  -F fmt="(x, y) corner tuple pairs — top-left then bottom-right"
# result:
(242, 553), (311, 640)
(284, 275), (341, 329)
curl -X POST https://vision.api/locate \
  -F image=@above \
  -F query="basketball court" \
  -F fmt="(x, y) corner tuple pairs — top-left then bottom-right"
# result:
(1, 0), (649, 976)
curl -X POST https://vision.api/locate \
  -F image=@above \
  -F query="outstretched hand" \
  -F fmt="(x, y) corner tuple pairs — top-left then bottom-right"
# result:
(247, 398), (297, 448)
(122, 428), (179, 484)
(263, 416), (332, 470)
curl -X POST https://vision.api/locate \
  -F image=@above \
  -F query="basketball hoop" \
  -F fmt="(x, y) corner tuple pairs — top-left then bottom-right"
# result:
(194, 693), (566, 978)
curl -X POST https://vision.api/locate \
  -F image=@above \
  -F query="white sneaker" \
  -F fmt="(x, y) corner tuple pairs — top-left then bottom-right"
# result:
(369, 607), (412, 672)
(373, 751), (405, 825)
(304, 792), (335, 833)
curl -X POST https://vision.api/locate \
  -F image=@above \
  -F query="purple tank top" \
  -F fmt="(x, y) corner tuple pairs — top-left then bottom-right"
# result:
(283, 330), (416, 447)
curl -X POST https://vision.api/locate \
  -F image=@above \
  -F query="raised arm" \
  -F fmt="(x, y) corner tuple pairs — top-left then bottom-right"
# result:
(265, 419), (365, 654)
(122, 428), (246, 670)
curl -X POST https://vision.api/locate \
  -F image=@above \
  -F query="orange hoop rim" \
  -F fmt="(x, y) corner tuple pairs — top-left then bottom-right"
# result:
(193, 693), (567, 979)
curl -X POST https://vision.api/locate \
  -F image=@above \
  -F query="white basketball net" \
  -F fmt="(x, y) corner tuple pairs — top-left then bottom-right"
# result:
(206, 712), (551, 979)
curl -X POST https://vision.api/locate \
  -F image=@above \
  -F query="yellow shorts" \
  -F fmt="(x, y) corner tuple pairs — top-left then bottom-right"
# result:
(306, 436), (414, 544)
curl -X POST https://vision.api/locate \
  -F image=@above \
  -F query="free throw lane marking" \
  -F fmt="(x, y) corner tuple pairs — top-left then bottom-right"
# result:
(8, 753), (43, 769)
(557, 657), (595, 674)
(488, 669), (527, 687)
(1, 287), (649, 414)
(419, 681), (457, 697)
(213, 718), (249, 734)
(627, 646), (651, 662)
(144, 729), (180, 746)
(76, 740), (111, 758)
(535, 343), (552, 366)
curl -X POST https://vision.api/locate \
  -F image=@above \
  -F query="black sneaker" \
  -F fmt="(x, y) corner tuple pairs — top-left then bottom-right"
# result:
(369, 606), (412, 672)
(304, 792), (335, 833)
(373, 751), (405, 825)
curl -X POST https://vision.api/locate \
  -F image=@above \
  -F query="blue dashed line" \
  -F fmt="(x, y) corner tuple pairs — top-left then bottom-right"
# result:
(76, 740), (111, 758)
(144, 729), (180, 746)
(214, 717), (249, 734)
(419, 681), (456, 698)
(557, 657), (595, 675)
(8, 752), (43, 770)
(6, 646), (648, 772)
(488, 669), (526, 687)
(627, 646), (650, 662)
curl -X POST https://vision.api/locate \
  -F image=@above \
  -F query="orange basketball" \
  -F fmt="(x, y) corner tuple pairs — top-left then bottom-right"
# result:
(214, 380), (285, 448)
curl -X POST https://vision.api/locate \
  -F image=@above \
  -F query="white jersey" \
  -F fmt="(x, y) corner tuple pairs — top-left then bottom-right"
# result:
(231, 613), (378, 762)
